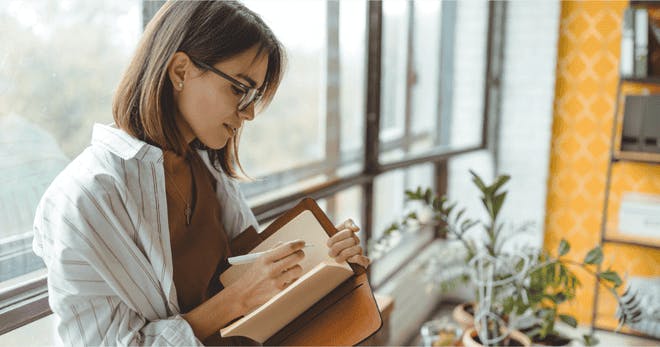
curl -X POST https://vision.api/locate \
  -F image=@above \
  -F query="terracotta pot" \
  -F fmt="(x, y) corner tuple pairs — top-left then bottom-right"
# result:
(452, 302), (475, 330)
(462, 327), (531, 347)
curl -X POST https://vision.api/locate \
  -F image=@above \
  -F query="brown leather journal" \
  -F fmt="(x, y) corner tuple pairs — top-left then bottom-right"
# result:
(224, 198), (382, 346)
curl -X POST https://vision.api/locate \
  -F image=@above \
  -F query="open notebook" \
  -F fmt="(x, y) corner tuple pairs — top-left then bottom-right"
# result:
(219, 206), (355, 343)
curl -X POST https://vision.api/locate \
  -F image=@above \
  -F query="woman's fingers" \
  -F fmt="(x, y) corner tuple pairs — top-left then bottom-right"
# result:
(335, 244), (363, 263)
(334, 218), (359, 232)
(264, 240), (305, 262)
(348, 255), (370, 268)
(272, 249), (305, 275)
(328, 236), (357, 257)
(327, 228), (357, 248)
(277, 264), (303, 288)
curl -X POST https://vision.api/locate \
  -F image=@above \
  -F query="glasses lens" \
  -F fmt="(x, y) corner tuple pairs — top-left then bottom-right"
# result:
(238, 88), (259, 111)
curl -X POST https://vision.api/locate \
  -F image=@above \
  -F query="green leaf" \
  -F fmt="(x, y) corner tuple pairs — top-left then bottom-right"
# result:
(456, 208), (466, 221)
(584, 246), (603, 265)
(583, 334), (599, 346)
(424, 188), (433, 204)
(460, 220), (478, 233)
(492, 192), (507, 219)
(445, 202), (456, 216)
(558, 239), (570, 256)
(432, 197), (440, 210)
(599, 270), (623, 288)
(490, 174), (511, 194)
(470, 170), (487, 192)
(503, 297), (514, 314)
(482, 197), (493, 218)
(559, 314), (578, 328)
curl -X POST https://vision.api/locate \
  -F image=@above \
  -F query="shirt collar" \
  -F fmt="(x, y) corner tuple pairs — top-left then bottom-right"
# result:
(91, 123), (164, 163)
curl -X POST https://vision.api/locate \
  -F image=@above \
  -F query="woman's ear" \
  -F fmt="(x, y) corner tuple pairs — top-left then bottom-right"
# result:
(168, 51), (190, 91)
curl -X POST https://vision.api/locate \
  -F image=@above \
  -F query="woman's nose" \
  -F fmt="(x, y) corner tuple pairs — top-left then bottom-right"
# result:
(238, 103), (255, 121)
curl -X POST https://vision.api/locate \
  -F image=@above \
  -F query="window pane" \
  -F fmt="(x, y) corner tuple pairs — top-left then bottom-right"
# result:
(317, 186), (364, 243)
(380, 0), (409, 143)
(240, 1), (366, 203)
(410, 0), (441, 144)
(240, 0), (326, 178)
(339, 0), (367, 155)
(371, 163), (436, 287)
(450, 0), (488, 148)
(379, 0), (488, 165)
(372, 162), (435, 241)
(0, 0), (140, 284)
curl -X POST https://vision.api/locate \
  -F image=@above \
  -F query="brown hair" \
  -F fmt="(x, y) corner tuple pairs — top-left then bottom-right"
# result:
(112, 0), (285, 179)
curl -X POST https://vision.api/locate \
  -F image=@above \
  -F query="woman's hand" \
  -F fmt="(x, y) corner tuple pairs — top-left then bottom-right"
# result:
(231, 240), (306, 315)
(327, 219), (370, 268)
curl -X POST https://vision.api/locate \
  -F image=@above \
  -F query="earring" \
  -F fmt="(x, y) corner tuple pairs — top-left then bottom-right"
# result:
(178, 81), (183, 89)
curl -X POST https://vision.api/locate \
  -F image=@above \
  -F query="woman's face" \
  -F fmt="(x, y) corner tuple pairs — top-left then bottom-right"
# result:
(169, 45), (268, 149)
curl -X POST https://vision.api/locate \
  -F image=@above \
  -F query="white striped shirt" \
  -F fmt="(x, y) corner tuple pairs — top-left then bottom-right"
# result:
(32, 123), (259, 346)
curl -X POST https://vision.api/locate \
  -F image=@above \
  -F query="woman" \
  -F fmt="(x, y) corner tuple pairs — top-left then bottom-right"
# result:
(32, 1), (369, 345)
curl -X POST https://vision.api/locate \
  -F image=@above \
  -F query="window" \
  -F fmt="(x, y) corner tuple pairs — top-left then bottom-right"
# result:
(1, 0), (500, 334)
(239, 0), (368, 207)
(0, 0), (141, 333)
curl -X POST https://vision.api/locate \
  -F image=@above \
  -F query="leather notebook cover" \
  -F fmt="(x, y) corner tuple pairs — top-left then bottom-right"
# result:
(226, 198), (382, 346)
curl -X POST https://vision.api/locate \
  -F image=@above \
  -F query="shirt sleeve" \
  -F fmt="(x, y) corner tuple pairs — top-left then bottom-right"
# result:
(32, 174), (203, 347)
(49, 294), (201, 347)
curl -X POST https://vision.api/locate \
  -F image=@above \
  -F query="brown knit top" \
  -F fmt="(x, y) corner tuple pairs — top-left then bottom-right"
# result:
(163, 150), (234, 345)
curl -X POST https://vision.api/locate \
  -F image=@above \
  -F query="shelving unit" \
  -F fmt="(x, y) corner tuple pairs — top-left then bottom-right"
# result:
(589, 76), (660, 339)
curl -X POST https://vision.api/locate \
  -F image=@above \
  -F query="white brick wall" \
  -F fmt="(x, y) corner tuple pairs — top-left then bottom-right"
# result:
(497, 0), (560, 249)
(449, 0), (560, 249)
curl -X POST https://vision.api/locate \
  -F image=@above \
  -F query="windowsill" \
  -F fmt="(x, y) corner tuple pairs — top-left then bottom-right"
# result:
(0, 314), (58, 346)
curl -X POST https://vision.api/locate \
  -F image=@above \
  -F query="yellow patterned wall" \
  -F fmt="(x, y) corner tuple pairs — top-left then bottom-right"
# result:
(543, 0), (660, 329)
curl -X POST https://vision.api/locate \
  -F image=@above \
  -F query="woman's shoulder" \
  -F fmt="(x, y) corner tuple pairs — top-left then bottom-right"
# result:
(40, 147), (124, 206)
(44, 124), (160, 203)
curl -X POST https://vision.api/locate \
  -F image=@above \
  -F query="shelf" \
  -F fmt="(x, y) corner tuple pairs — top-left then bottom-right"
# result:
(612, 152), (660, 165)
(603, 237), (660, 251)
(594, 325), (660, 342)
(603, 237), (660, 250)
(621, 76), (660, 85)
(629, 1), (660, 9)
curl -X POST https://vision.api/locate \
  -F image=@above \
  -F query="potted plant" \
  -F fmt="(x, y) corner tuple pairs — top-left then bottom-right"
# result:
(375, 171), (642, 346)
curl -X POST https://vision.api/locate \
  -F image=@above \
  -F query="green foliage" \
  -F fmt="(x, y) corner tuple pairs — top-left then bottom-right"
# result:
(382, 171), (639, 343)
(582, 333), (599, 346)
(559, 314), (577, 328)
(599, 270), (623, 288)
(584, 246), (604, 265)
(558, 239), (570, 256)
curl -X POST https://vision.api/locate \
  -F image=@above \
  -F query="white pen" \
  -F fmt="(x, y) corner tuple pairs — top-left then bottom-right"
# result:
(228, 244), (315, 265)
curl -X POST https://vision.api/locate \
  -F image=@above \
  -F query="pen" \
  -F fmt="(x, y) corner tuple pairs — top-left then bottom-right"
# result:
(228, 244), (315, 265)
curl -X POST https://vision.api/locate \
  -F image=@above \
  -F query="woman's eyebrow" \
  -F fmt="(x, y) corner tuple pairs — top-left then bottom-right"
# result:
(236, 73), (257, 88)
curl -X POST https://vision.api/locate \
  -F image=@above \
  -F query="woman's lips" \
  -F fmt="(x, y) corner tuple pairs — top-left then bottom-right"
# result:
(224, 124), (236, 136)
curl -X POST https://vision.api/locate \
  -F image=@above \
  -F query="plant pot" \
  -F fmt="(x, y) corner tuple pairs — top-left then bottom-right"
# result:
(462, 327), (531, 347)
(452, 302), (475, 329)
(532, 334), (574, 346)
(518, 325), (573, 346)
(420, 319), (462, 347)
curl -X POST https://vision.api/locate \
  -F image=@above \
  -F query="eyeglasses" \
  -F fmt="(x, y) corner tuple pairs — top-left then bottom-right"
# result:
(189, 57), (264, 112)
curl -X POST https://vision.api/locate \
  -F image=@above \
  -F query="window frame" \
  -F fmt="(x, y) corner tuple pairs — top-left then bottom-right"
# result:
(0, 0), (506, 334)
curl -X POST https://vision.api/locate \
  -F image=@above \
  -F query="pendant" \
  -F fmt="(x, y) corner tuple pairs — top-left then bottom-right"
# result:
(185, 205), (192, 225)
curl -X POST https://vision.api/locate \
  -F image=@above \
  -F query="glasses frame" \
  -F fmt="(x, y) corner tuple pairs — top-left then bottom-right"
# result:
(189, 57), (264, 112)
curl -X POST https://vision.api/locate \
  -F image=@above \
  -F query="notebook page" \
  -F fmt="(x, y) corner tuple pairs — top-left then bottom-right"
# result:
(220, 210), (351, 287)
(220, 261), (353, 343)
